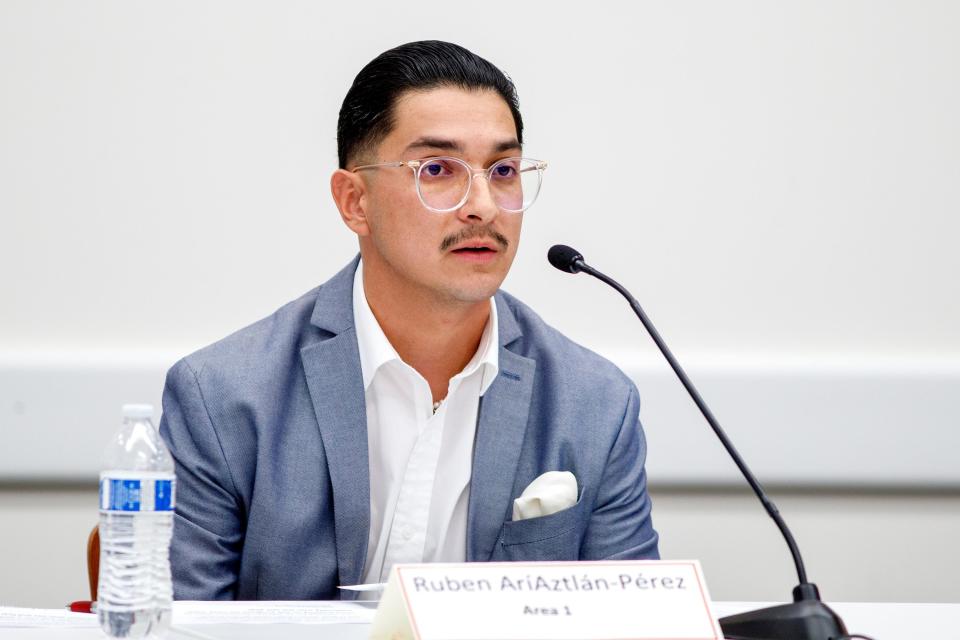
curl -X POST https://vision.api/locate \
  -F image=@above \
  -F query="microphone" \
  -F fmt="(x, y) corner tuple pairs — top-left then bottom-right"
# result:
(548, 244), (848, 640)
(547, 244), (585, 273)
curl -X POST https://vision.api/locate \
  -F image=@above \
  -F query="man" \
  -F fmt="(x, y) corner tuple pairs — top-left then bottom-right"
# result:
(160, 40), (659, 601)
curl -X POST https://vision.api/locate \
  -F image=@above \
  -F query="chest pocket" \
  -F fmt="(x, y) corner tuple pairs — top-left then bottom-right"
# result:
(494, 493), (586, 561)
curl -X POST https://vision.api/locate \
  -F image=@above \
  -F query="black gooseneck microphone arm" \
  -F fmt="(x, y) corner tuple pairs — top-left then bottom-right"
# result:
(554, 246), (807, 582)
(547, 244), (849, 640)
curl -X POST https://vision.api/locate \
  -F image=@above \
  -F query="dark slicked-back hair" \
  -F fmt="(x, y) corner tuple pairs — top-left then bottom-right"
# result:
(337, 40), (523, 169)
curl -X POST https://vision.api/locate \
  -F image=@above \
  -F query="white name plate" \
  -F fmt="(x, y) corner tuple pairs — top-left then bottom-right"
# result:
(369, 560), (722, 640)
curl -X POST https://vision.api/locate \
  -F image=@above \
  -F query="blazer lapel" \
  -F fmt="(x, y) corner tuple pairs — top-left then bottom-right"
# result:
(300, 256), (370, 591)
(467, 295), (536, 561)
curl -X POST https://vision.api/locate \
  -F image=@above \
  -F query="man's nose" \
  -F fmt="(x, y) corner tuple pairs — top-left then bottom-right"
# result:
(457, 173), (500, 223)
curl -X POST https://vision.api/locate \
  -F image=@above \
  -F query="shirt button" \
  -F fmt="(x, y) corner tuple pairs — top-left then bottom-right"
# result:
(401, 528), (413, 541)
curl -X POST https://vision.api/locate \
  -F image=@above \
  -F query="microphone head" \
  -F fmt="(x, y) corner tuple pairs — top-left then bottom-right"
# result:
(547, 244), (585, 273)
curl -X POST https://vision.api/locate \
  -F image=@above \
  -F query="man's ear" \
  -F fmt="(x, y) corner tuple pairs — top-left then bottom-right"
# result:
(330, 169), (371, 237)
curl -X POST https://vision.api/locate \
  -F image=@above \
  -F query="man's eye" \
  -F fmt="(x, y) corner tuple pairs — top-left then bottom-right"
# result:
(422, 160), (453, 177)
(493, 164), (517, 178)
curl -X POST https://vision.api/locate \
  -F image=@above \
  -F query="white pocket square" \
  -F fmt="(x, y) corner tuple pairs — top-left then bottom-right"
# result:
(512, 471), (579, 521)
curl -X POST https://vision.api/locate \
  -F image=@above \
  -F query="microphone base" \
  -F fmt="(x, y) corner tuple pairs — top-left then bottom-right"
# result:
(718, 583), (847, 640)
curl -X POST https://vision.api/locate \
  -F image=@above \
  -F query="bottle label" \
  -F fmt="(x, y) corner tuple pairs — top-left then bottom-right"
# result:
(99, 473), (176, 512)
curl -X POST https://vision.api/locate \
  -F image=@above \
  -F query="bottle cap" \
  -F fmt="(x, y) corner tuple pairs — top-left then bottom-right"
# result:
(121, 403), (154, 419)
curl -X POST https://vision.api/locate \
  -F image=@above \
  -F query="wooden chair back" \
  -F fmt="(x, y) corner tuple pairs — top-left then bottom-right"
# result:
(87, 525), (100, 600)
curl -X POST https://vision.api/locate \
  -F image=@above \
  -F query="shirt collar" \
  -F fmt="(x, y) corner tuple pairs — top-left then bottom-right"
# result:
(352, 260), (499, 395)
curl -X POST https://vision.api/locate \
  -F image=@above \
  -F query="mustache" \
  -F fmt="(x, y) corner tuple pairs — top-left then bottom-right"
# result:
(439, 226), (510, 252)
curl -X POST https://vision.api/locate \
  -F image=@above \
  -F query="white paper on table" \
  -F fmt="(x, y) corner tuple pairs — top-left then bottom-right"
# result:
(338, 583), (387, 593)
(172, 600), (377, 625)
(0, 606), (98, 628)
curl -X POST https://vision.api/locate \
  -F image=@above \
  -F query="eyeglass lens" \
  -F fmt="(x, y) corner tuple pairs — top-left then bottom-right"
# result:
(416, 158), (542, 212)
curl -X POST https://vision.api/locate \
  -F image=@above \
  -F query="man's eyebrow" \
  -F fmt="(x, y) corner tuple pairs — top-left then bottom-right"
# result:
(404, 137), (463, 154)
(403, 137), (522, 155)
(493, 139), (522, 153)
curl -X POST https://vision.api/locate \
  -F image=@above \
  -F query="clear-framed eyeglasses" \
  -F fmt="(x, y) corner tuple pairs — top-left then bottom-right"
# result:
(351, 156), (548, 213)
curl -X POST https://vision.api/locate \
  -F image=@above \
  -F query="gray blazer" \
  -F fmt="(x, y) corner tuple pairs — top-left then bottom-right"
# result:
(159, 257), (659, 600)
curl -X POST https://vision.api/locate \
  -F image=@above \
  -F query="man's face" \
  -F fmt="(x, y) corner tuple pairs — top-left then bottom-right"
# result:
(355, 86), (524, 305)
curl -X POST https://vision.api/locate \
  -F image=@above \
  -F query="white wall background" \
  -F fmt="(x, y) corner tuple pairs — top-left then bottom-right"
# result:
(1, 0), (958, 606)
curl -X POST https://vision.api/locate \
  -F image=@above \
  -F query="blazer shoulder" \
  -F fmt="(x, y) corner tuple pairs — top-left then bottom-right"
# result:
(175, 285), (323, 384)
(496, 290), (637, 397)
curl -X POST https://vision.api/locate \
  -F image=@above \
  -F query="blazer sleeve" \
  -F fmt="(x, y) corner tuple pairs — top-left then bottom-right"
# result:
(159, 358), (244, 600)
(579, 382), (660, 560)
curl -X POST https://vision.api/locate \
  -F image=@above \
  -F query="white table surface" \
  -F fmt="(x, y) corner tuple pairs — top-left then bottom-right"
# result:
(2, 600), (957, 639)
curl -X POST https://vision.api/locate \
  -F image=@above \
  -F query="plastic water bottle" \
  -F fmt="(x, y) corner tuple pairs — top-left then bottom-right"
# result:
(98, 404), (175, 638)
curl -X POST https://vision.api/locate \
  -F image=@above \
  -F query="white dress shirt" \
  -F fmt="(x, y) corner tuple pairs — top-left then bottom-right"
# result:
(353, 261), (499, 584)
